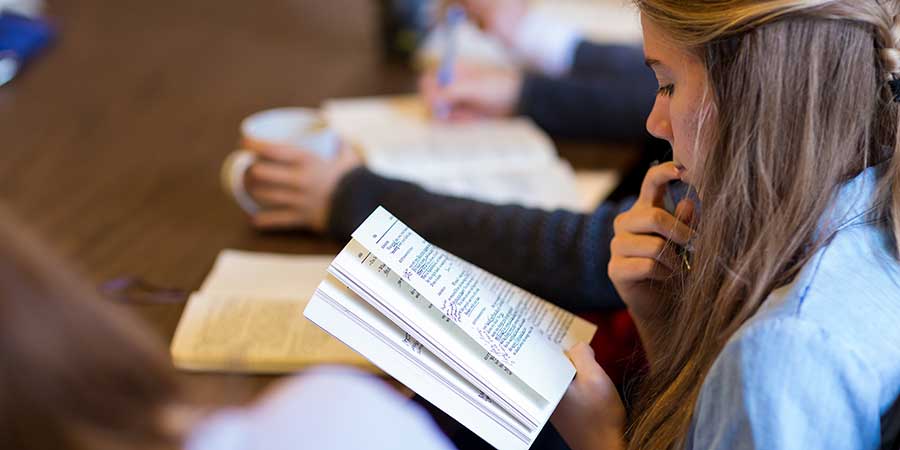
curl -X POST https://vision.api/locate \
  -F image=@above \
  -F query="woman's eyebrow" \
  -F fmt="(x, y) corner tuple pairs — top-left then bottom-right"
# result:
(645, 58), (662, 69)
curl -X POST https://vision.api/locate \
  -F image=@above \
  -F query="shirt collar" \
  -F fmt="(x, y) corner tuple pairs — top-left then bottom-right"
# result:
(819, 164), (885, 235)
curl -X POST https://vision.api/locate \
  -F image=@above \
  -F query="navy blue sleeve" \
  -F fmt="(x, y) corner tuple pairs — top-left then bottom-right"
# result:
(516, 42), (657, 140)
(570, 41), (649, 79)
(327, 167), (630, 312)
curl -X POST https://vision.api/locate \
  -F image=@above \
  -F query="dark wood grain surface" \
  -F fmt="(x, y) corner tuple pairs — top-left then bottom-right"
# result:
(0, 0), (635, 405)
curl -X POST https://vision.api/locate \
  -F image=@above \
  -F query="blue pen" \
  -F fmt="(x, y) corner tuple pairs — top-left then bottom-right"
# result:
(0, 12), (56, 87)
(434, 5), (466, 119)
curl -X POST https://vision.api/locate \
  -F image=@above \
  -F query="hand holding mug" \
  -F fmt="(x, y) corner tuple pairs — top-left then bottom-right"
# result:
(244, 142), (360, 232)
(221, 108), (361, 233)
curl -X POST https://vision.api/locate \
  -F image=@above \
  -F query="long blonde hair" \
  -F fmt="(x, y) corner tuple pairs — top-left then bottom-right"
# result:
(628, 1), (900, 448)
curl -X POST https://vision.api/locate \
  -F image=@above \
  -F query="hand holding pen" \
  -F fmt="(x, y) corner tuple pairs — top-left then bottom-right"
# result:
(432, 4), (466, 119)
(423, 4), (524, 121)
(420, 62), (523, 121)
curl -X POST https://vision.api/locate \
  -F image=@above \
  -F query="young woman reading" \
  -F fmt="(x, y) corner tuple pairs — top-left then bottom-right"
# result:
(553, 1), (900, 449)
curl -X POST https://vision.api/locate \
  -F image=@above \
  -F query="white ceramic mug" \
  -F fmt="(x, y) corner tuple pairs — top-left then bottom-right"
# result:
(221, 107), (340, 214)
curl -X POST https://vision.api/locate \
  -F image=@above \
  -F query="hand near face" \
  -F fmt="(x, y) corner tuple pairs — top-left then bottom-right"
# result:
(419, 63), (523, 121)
(244, 143), (361, 233)
(552, 343), (626, 450)
(609, 162), (695, 323)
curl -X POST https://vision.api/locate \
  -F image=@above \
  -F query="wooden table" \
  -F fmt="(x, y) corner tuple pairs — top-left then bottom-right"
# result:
(0, 0), (636, 406)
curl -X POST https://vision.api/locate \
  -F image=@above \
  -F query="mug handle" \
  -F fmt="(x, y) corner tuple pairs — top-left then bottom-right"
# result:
(221, 149), (262, 214)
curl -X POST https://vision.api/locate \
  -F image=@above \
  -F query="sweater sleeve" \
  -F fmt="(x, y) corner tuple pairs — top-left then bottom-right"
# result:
(327, 167), (631, 312)
(569, 41), (649, 79)
(519, 41), (656, 140)
(517, 72), (656, 140)
(515, 42), (656, 141)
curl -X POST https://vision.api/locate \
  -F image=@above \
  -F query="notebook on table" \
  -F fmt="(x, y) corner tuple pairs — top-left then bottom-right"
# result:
(323, 95), (593, 212)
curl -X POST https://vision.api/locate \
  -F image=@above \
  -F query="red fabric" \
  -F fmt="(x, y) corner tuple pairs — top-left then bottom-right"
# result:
(577, 309), (645, 386)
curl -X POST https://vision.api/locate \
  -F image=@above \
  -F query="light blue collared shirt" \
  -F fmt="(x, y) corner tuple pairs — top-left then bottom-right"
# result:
(688, 166), (900, 449)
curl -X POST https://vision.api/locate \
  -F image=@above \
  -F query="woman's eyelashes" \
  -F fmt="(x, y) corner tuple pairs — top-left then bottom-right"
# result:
(657, 83), (675, 97)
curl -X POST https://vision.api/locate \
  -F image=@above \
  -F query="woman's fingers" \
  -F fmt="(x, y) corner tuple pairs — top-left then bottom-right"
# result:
(638, 162), (682, 207)
(246, 186), (307, 208)
(254, 144), (319, 164)
(610, 234), (681, 272)
(419, 63), (520, 120)
(565, 342), (601, 376)
(246, 161), (305, 189)
(674, 198), (696, 228)
(239, 141), (359, 233)
(447, 107), (486, 122)
(608, 256), (673, 283)
(614, 207), (693, 245)
(419, 72), (441, 106)
(422, 78), (481, 116)
(606, 165), (693, 324)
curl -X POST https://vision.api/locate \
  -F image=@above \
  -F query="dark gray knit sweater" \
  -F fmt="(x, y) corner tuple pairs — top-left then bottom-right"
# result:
(327, 168), (635, 312)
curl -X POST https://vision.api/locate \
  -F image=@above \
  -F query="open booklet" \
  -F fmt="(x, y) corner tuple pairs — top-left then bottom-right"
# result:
(304, 207), (597, 450)
(323, 95), (589, 212)
(170, 250), (378, 373)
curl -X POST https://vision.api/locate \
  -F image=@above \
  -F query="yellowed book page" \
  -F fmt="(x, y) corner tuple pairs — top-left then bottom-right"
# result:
(199, 251), (331, 296)
(170, 251), (377, 373)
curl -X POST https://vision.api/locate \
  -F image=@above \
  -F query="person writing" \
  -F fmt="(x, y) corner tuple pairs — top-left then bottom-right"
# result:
(421, 0), (656, 143)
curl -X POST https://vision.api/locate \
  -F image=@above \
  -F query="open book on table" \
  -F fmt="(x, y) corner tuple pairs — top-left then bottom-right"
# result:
(170, 250), (378, 374)
(304, 207), (597, 450)
(323, 95), (591, 212)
